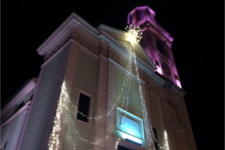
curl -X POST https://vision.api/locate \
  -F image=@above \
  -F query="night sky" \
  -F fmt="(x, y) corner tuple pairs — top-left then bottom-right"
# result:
(2, 1), (223, 150)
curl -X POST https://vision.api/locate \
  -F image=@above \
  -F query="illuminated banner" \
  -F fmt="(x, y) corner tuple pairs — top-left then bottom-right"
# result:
(116, 107), (145, 144)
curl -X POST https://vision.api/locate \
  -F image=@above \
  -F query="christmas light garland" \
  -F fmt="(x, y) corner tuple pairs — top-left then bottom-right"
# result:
(48, 24), (170, 150)
(63, 48), (133, 148)
(48, 82), (70, 150)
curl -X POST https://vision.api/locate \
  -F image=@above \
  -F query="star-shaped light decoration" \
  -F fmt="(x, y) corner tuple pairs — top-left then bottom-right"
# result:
(125, 24), (143, 43)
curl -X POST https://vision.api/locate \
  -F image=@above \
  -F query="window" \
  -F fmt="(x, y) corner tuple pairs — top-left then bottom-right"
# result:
(153, 128), (159, 150)
(157, 39), (170, 58)
(76, 92), (91, 123)
(157, 39), (164, 54)
(155, 60), (159, 67)
(174, 74), (179, 80)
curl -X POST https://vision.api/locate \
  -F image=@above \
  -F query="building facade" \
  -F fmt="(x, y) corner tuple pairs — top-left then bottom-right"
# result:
(1, 6), (197, 150)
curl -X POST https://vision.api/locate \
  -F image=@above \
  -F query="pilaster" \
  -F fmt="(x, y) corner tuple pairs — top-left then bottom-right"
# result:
(92, 56), (108, 150)
(59, 42), (78, 150)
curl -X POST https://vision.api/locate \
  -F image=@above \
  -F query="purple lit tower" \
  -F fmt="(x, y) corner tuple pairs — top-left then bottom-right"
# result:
(1, 6), (199, 150)
(128, 6), (182, 88)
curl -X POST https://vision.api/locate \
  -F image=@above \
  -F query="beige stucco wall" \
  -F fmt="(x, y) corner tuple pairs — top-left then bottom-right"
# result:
(57, 33), (197, 150)
(62, 43), (98, 150)
(114, 68), (142, 118)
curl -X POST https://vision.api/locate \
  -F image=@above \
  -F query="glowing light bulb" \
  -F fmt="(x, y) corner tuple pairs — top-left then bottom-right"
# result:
(125, 24), (142, 44)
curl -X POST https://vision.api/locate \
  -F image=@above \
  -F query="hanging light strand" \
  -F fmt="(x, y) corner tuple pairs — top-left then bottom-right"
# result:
(48, 23), (170, 150)
(63, 49), (133, 146)
(70, 50), (134, 120)
(48, 82), (70, 150)
(129, 25), (167, 149)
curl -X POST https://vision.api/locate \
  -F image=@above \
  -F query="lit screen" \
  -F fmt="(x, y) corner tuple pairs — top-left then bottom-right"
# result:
(121, 116), (140, 135)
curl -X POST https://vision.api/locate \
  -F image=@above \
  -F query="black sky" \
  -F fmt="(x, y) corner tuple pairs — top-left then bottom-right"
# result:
(2, 0), (224, 150)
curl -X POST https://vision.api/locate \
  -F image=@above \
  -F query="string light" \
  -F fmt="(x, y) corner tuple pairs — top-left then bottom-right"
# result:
(127, 25), (169, 150)
(125, 24), (142, 43)
(48, 23), (170, 150)
(49, 46), (133, 148)
(163, 131), (170, 150)
(64, 49), (133, 146)
(115, 138), (120, 149)
(126, 25), (154, 148)
(48, 82), (70, 150)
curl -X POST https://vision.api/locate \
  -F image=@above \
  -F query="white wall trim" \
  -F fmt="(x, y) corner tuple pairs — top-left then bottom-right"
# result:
(41, 40), (72, 68)
(75, 89), (94, 127)
(109, 58), (145, 84)
(1, 79), (36, 116)
(1, 101), (31, 128)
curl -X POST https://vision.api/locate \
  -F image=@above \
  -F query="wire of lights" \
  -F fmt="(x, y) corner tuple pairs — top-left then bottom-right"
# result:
(131, 49), (152, 148)
(115, 138), (121, 149)
(164, 131), (170, 150)
(70, 68), (130, 120)
(69, 46), (135, 121)
(125, 24), (154, 148)
(48, 82), (70, 150)
(64, 49), (133, 146)
(128, 24), (170, 150)
(48, 25), (135, 149)
(48, 23), (170, 150)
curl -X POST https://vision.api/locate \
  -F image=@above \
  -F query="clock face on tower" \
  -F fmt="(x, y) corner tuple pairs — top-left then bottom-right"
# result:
(162, 63), (170, 75)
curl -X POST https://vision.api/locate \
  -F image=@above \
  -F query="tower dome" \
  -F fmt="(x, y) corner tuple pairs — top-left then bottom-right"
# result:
(127, 6), (155, 25)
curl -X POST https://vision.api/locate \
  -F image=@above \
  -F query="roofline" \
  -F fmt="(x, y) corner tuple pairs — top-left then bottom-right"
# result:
(1, 78), (37, 116)
(98, 24), (157, 71)
(37, 12), (99, 55)
(98, 24), (165, 86)
(127, 6), (174, 42)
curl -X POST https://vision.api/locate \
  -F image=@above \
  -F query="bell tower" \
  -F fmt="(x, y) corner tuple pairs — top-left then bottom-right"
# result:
(128, 6), (182, 88)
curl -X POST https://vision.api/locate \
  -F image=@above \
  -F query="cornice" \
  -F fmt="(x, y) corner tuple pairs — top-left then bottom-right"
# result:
(1, 101), (32, 127)
(98, 24), (168, 87)
(162, 76), (186, 96)
(43, 32), (73, 62)
(136, 15), (174, 42)
(72, 31), (99, 55)
(157, 51), (172, 66)
(109, 58), (146, 84)
(170, 118), (185, 132)
(37, 12), (99, 56)
(36, 13), (168, 89)
(1, 78), (37, 116)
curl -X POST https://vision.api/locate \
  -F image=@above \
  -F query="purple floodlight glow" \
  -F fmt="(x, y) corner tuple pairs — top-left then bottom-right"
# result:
(127, 6), (173, 42)
(176, 79), (182, 88)
(127, 6), (155, 25)
(128, 6), (181, 87)
(156, 66), (162, 75)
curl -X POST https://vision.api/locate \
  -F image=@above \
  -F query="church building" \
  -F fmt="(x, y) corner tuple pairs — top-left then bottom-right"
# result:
(1, 6), (197, 150)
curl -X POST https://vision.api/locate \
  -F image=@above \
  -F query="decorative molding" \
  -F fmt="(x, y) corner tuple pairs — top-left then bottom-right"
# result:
(1, 79), (37, 116)
(100, 47), (108, 57)
(43, 31), (100, 63)
(72, 32), (99, 55)
(109, 50), (146, 82)
(1, 101), (32, 127)
(166, 41), (172, 48)
(109, 50), (126, 70)
(160, 76), (186, 96)
(44, 32), (73, 62)
(157, 51), (172, 66)
(170, 118), (185, 131)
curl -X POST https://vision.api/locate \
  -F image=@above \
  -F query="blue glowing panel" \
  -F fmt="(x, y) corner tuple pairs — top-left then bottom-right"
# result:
(121, 116), (139, 136)
(116, 107), (145, 144)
